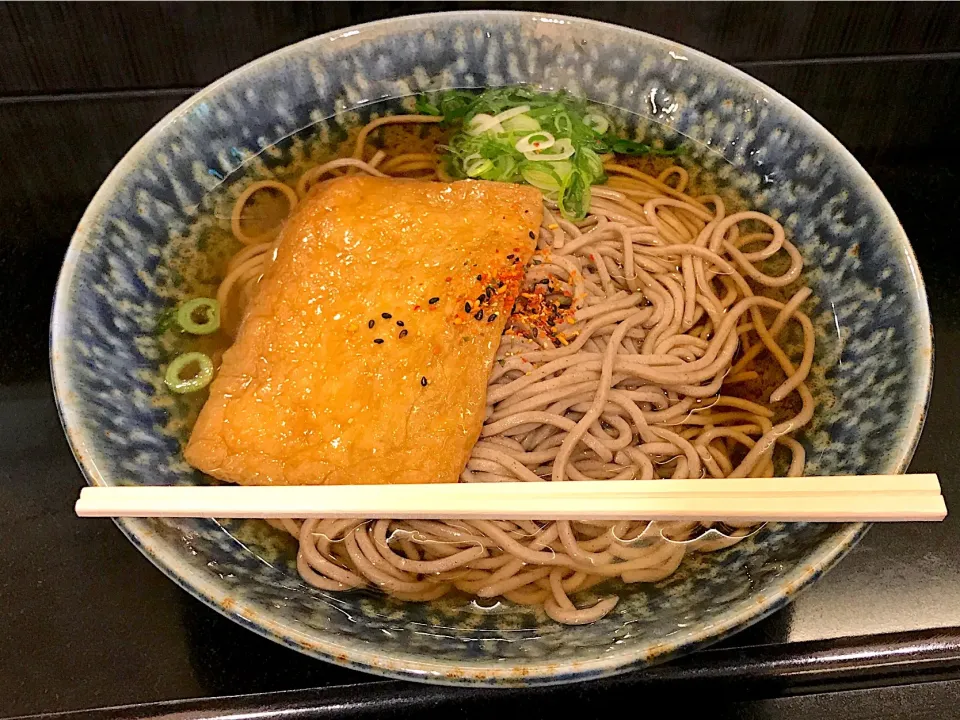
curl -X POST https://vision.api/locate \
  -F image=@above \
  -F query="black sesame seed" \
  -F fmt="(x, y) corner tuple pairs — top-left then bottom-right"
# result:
(382, 312), (392, 319)
(528, 231), (536, 239)
(476, 274), (483, 281)
(368, 319), (375, 329)
(396, 320), (404, 327)
(474, 309), (484, 320)
(477, 294), (486, 304)
(421, 376), (428, 387)
(507, 254), (515, 260)
(399, 329), (408, 338)
(374, 338), (385, 345)
(488, 313), (498, 322)
(429, 297), (440, 304)
(464, 302), (471, 313)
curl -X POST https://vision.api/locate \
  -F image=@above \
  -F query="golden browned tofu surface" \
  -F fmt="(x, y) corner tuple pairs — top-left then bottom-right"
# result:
(185, 176), (542, 485)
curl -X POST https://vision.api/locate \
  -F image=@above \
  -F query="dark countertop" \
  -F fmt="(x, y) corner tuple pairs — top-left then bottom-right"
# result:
(3, 4), (960, 719)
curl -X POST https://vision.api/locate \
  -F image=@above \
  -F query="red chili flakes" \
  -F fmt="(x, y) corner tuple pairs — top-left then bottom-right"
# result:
(447, 259), (531, 328)
(504, 273), (578, 347)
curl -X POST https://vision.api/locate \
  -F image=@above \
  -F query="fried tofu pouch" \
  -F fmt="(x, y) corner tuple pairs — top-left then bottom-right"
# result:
(184, 176), (542, 485)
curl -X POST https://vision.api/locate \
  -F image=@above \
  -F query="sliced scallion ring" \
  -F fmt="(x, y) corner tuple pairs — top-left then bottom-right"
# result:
(520, 162), (564, 192)
(164, 352), (215, 394)
(576, 146), (605, 180)
(549, 160), (574, 182)
(523, 137), (574, 162)
(491, 104), (531, 125)
(466, 113), (504, 136)
(463, 154), (494, 178)
(554, 112), (573, 136)
(583, 113), (610, 134)
(515, 131), (556, 154)
(487, 154), (519, 182)
(501, 114), (541, 133)
(176, 297), (221, 335)
(558, 170), (591, 221)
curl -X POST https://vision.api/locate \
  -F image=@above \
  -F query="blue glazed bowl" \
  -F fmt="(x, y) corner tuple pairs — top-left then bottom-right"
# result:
(51, 12), (932, 685)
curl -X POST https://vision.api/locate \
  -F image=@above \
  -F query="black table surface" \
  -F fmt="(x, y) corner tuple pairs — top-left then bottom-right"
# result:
(4, 10), (960, 719)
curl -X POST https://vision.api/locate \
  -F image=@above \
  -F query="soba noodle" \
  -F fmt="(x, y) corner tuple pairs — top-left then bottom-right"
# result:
(217, 114), (814, 625)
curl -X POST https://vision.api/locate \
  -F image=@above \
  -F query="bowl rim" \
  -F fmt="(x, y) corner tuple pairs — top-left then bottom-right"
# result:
(50, 9), (933, 686)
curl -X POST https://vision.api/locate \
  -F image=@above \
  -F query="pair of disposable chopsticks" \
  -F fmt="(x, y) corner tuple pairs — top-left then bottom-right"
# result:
(75, 474), (946, 522)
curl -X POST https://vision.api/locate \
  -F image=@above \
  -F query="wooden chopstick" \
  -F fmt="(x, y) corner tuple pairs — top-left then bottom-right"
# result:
(75, 474), (947, 522)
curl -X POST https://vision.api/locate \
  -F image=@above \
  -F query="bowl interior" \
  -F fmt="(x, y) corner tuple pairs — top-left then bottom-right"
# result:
(51, 12), (931, 685)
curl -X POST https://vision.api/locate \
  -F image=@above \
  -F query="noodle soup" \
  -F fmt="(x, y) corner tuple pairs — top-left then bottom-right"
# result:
(152, 90), (821, 625)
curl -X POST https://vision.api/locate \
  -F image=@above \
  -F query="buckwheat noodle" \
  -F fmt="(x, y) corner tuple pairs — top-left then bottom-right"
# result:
(218, 114), (814, 625)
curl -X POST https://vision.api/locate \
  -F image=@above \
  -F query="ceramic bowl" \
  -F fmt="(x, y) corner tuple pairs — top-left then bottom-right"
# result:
(51, 11), (932, 685)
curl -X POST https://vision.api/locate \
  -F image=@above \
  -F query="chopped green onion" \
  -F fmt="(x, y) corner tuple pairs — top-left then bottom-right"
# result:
(515, 131), (555, 154)
(491, 104), (531, 125)
(467, 113), (503, 136)
(558, 170), (591, 221)
(418, 86), (685, 220)
(176, 297), (221, 335)
(520, 162), (564, 193)
(463, 154), (494, 177)
(414, 95), (441, 116)
(484, 153), (519, 182)
(553, 111), (573, 137)
(502, 114), (541, 133)
(523, 137), (574, 162)
(437, 91), (477, 124)
(165, 352), (214, 394)
(549, 160), (574, 182)
(576, 146), (605, 181)
(583, 113), (610, 134)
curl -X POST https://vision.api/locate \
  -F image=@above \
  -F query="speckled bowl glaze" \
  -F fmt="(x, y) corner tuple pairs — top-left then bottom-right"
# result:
(51, 12), (932, 685)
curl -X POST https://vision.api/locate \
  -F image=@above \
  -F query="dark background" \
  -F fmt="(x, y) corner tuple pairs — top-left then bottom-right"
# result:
(3, 3), (960, 719)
